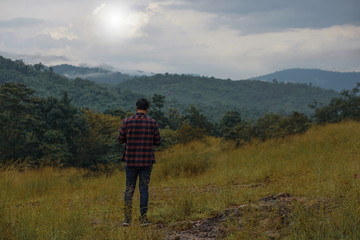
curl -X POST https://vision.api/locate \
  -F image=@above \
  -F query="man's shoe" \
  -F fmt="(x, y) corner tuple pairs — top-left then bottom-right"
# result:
(123, 220), (131, 227)
(139, 216), (151, 226)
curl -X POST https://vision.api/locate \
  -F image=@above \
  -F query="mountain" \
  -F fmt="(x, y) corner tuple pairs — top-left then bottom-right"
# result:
(0, 56), (142, 112)
(52, 64), (134, 85)
(0, 56), (340, 121)
(116, 73), (339, 120)
(249, 68), (360, 92)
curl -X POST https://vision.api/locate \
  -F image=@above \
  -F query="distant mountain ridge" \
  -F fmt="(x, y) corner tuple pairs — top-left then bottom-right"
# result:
(249, 68), (360, 92)
(0, 56), (342, 121)
(53, 64), (360, 92)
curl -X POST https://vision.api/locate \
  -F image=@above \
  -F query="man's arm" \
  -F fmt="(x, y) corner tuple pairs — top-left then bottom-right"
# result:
(153, 122), (161, 146)
(118, 121), (127, 144)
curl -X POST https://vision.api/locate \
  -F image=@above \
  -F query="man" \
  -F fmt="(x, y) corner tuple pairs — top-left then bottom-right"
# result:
(118, 98), (161, 226)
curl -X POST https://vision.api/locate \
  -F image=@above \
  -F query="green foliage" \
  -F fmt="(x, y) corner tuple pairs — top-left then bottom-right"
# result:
(314, 83), (360, 124)
(0, 83), (122, 168)
(183, 105), (214, 135)
(252, 112), (311, 141)
(175, 123), (208, 144)
(149, 94), (169, 128)
(278, 112), (312, 136)
(103, 108), (126, 118)
(0, 56), (340, 122)
(0, 83), (42, 162)
(0, 56), (142, 113)
(118, 73), (339, 121)
(79, 110), (124, 169)
(166, 108), (182, 130)
(252, 113), (282, 141)
(218, 111), (243, 139)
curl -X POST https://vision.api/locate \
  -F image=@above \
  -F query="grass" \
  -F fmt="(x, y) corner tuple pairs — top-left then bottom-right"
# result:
(0, 121), (359, 239)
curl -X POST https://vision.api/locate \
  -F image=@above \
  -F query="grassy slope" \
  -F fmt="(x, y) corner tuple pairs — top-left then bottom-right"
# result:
(0, 121), (359, 239)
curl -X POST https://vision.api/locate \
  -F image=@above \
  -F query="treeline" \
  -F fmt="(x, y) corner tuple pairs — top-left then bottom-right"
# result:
(118, 72), (339, 121)
(1, 83), (359, 169)
(0, 56), (340, 122)
(0, 83), (126, 169)
(148, 84), (360, 147)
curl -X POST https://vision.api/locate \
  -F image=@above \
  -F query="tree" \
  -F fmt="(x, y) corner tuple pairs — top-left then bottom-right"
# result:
(34, 63), (44, 71)
(78, 110), (124, 169)
(218, 110), (243, 137)
(0, 83), (42, 162)
(167, 108), (182, 130)
(183, 105), (214, 134)
(314, 83), (360, 124)
(278, 112), (311, 136)
(39, 92), (87, 166)
(217, 110), (251, 146)
(104, 108), (126, 118)
(252, 113), (282, 141)
(149, 94), (169, 128)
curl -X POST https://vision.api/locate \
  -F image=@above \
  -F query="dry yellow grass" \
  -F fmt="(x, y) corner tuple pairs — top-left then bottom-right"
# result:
(0, 121), (359, 239)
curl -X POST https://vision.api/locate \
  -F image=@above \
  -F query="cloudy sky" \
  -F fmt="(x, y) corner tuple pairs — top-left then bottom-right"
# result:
(0, 0), (359, 79)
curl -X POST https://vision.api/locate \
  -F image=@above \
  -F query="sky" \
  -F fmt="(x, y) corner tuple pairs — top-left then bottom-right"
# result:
(0, 0), (359, 80)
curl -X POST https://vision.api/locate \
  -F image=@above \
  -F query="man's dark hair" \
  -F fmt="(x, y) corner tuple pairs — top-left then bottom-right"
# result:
(136, 98), (150, 110)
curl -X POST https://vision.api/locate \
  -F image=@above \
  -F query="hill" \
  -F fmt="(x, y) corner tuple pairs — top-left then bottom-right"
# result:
(0, 56), (142, 112)
(1, 121), (359, 239)
(249, 68), (360, 92)
(117, 73), (339, 120)
(52, 64), (134, 85)
(0, 56), (340, 120)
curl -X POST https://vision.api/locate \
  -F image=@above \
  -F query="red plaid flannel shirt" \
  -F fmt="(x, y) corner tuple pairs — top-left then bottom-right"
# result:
(118, 112), (161, 166)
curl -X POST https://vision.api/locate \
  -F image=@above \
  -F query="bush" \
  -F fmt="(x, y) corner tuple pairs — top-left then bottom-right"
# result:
(157, 141), (213, 178)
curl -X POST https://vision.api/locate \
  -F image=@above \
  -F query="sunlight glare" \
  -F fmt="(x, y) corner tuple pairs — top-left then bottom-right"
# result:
(92, 3), (148, 42)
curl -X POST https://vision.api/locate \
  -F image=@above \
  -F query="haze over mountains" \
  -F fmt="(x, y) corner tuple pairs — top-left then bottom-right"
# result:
(52, 64), (360, 92)
(250, 69), (360, 92)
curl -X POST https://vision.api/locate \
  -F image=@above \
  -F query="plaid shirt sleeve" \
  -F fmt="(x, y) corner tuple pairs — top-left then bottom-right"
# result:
(118, 118), (127, 144)
(153, 121), (161, 146)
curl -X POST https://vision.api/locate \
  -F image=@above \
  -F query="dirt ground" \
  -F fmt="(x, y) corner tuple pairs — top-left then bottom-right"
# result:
(164, 193), (321, 240)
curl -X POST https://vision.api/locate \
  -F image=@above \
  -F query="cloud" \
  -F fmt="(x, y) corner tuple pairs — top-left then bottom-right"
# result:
(178, 0), (360, 33)
(101, 3), (360, 78)
(0, 17), (44, 28)
(0, 0), (359, 79)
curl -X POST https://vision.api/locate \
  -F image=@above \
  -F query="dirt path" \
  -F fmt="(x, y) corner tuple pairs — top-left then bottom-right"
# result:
(164, 193), (311, 240)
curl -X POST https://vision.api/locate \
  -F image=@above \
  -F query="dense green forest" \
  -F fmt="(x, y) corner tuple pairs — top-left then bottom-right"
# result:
(0, 53), (360, 170)
(0, 56), (340, 121)
(118, 73), (339, 120)
(1, 70), (359, 169)
(0, 56), (143, 111)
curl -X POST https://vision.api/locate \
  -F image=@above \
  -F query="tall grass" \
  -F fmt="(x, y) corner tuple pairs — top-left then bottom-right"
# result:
(0, 121), (359, 239)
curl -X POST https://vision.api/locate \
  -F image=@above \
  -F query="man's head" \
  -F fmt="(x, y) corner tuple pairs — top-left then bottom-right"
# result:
(136, 98), (150, 112)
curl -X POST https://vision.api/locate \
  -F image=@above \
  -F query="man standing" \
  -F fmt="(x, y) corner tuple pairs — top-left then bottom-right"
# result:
(118, 98), (161, 226)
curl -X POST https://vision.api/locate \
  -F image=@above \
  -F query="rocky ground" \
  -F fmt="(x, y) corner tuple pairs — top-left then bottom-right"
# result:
(163, 193), (326, 240)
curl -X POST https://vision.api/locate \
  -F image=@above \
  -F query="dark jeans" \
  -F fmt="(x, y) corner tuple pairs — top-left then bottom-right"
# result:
(124, 165), (153, 221)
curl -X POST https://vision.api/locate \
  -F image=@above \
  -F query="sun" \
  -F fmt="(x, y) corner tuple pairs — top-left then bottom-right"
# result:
(102, 9), (128, 34)
(92, 3), (147, 42)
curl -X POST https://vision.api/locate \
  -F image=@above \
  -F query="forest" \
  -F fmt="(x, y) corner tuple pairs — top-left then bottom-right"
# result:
(1, 55), (359, 169)
(0, 78), (359, 169)
(0, 56), (339, 122)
